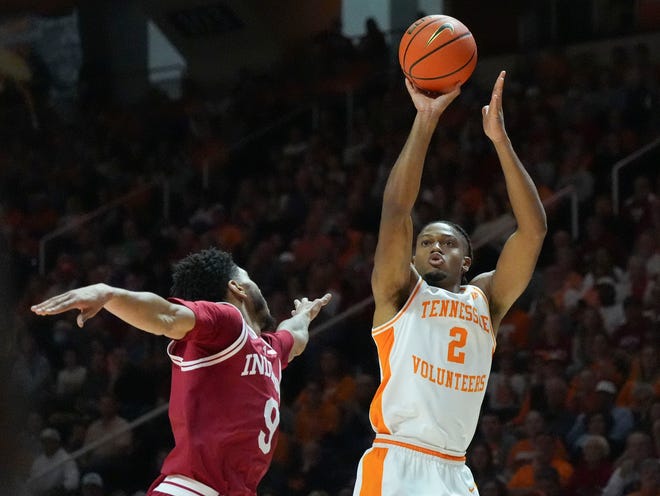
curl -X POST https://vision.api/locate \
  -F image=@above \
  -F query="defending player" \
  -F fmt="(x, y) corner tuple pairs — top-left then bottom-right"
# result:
(352, 71), (547, 495)
(32, 247), (331, 496)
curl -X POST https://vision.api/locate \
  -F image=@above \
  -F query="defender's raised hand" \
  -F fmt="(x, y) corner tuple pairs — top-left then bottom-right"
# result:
(278, 293), (332, 360)
(31, 283), (113, 328)
(482, 70), (508, 144)
(290, 293), (332, 321)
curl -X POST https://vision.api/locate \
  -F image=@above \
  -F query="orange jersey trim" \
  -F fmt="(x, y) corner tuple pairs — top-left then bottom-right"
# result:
(369, 328), (395, 434)
(464, 283), (497, 353)
(374, 435), (466, 462)
(372, 278), (423, 336)
(357, 447), (386, 495)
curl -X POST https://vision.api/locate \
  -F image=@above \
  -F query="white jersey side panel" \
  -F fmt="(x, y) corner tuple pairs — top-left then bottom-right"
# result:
(369, 278), (496, 456)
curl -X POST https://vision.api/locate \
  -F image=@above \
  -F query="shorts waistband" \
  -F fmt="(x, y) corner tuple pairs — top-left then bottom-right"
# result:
(154, 475), (220, 496)
(373, 434), (466, 462)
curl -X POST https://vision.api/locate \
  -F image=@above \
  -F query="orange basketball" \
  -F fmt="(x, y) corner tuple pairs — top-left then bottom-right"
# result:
(399, 15), (477, 93)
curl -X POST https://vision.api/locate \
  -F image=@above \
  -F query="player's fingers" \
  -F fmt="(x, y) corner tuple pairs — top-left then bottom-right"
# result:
(446, 84), (461, 97)
(404, 77), (416, 92)
(31, 295), (76, 314)
(77, 306), (102, 327)
(492, 71), (505, 101)
(482, 105), (488, 118)
(31, 293), (68, 310)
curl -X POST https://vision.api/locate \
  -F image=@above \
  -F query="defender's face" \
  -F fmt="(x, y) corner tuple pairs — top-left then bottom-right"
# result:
(413, 222), (470, 287)
(235, 267), (275, 331)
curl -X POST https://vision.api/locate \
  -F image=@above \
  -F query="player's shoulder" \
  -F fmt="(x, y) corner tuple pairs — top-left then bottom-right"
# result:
(467, 270), (494, 298)
(170, 299), (241, 317)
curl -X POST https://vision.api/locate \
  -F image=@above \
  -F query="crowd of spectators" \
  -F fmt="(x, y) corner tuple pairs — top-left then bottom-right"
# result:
(1, 14), (659, 496)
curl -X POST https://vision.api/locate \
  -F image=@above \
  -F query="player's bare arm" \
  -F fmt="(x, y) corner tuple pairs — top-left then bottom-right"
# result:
(372, 79), (461, 326)
(31, 283), (196, 339)
(277, 293), (332, 361)
(474, 71), (547, 329)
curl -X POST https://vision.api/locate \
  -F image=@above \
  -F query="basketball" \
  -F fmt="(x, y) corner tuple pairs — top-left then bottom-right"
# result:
(399, 15), (477, 93)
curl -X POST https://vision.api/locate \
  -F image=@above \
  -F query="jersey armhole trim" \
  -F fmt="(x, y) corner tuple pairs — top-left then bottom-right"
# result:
(167, 321), (249, 371)
(464, 284), (497, 352)
(372, 277), (423, 336)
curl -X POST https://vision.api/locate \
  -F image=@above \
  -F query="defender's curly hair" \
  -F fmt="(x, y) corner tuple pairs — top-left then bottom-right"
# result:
(170, 247), (238, 301)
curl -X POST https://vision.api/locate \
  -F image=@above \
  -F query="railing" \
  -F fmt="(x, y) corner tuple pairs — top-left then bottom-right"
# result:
(27, 403), (169, 484)
(38, 179), (166, 276)
(611, 136), (660, 214)
(36, 103), (317, 277)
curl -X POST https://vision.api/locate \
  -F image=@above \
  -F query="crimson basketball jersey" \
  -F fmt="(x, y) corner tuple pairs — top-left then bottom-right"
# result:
(153, 300), (293, 496)
(369, 277), (496, 457)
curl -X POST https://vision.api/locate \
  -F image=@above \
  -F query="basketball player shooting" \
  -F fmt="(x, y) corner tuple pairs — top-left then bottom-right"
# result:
(32, 247), (331, 496)
(352, 71), (547, 495)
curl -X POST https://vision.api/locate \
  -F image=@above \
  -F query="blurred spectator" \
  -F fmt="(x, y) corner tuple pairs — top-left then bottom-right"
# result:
(507, 431), (574, 492)
(55, 347), (87, 400)
(579, 247), (626, 305)
(496, 300), (532, 350)
(507, 411), (569, 473)
(10, 331), (53, 406)
(620, 254), (652, 303)
(79, 344), (109, 406)
(542, 376), (576, 440)
(20, 411), (47, 464)
(80, 472), (105, 496)
(617, 344), (660, 412)
(622, 175), (657, 235)
(476, 411), (517, 474)
(532, 313), (571, 367)
(82, 395), (133, 476)
(632, 229), (660, 280)
(611, 296), (654, 354)
(595, 279), (626, 335)
(570, 410), (617, 456)
(293, 380), (340, 446)
(583, 332), (625, 387)
(467, 441), (505, 488)
(478, 477), (508, 496)
(27, 427), (79, 496)
(602, 431), (654, 496)
(627, 382), (658, 433)
(569, 305), (605, 372)
(356, 17), (389, 71)
(336, 372), (376, 463)
(625, 457), (660, 496)
(568, 380), (634, 455)
(486, 346), (528, 418)
(566, 434), (613, 496)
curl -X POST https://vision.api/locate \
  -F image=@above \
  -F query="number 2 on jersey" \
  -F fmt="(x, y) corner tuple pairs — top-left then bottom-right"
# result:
(447, 326), (467, 364)
(258, 397), (280, 454)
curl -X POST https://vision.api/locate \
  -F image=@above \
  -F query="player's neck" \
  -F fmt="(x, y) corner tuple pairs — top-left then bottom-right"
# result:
(226, 295), (263, 335)
(239, 304), (262, 335)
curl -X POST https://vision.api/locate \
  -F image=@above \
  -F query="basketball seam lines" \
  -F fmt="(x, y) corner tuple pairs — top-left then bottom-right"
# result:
(406, 32), (474, 80)
(401, 17), (438, 70)
(411, 48), (476, 81)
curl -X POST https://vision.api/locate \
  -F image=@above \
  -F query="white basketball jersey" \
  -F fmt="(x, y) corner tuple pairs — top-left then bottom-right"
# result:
(369, 277), (496, 456)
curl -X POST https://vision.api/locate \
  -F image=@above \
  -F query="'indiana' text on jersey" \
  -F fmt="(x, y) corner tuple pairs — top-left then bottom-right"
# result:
(369, 278), (496, 456)
(241, 353), (281, 394)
